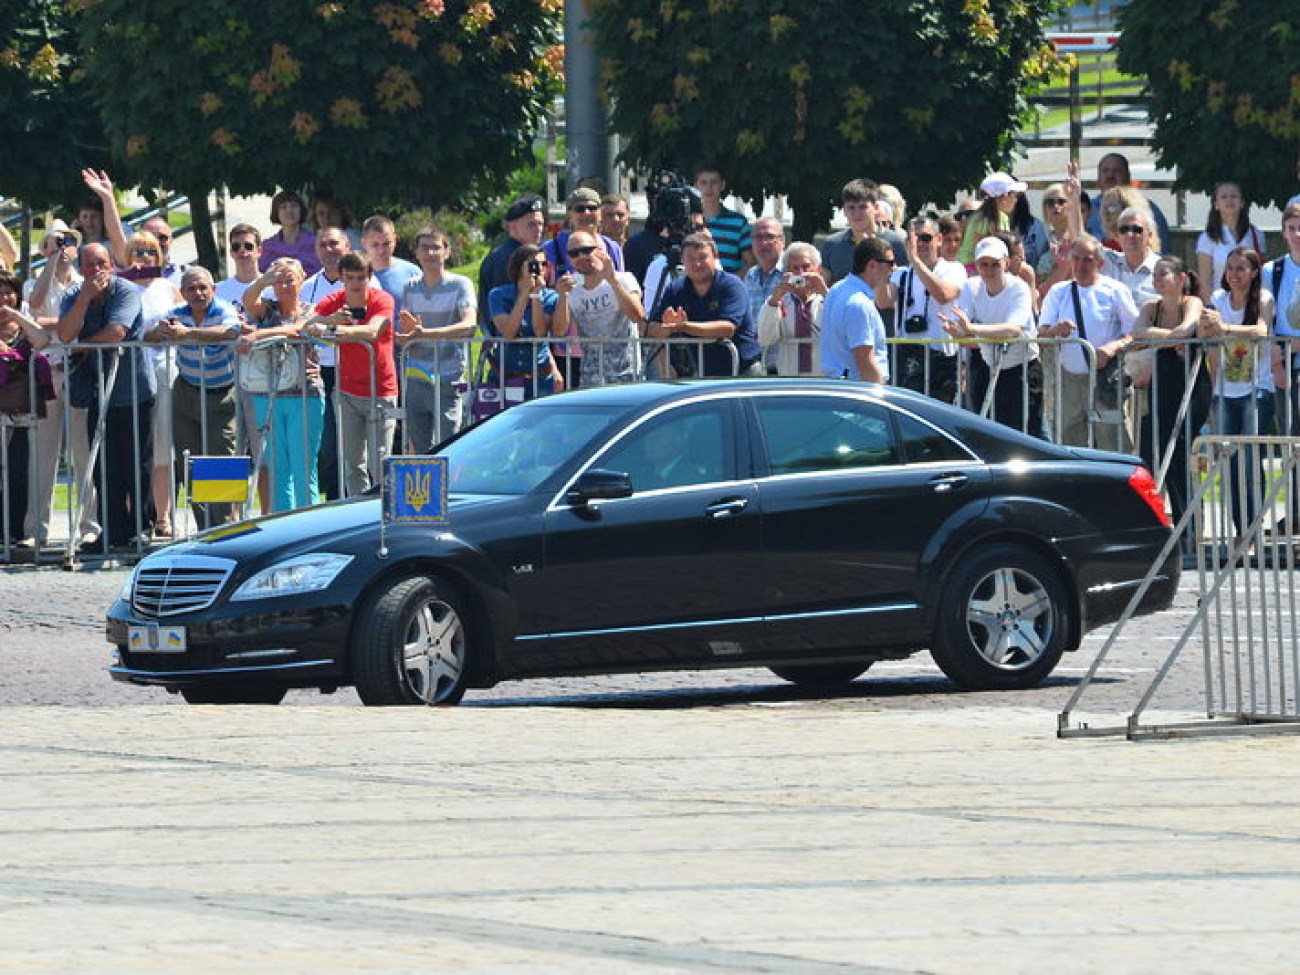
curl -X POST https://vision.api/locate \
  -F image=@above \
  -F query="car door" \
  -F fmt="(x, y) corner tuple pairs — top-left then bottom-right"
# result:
(749, 392), (991, 652)
(524, 398), (765, 673)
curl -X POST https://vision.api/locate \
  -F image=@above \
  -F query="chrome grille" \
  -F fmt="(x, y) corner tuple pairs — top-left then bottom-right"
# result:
(132, 555), (236, 618)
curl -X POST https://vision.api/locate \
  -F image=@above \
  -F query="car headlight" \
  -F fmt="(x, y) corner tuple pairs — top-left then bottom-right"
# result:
(230, 553), (354, 601)
(119, 565), (139, 602)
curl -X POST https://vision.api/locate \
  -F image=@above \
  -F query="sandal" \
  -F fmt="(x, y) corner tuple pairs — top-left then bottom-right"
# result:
(153, 522), (174, 539)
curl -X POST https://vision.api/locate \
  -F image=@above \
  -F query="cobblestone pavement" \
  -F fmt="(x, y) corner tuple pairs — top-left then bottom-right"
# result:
(3, 703), (1300, 974)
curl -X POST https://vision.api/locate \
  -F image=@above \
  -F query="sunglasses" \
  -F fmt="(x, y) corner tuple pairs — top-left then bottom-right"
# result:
(954, 211), (973, 221)
(571, 204), (599, 213)
(132, 247), (160, 258)
(1117, 224), (1146, 235)
(230, 241), (257, 253)
(872, 257), (897, 267)
(153, 233), (172, 242)
(1044, 198), (1067, 207)
(567, 245), (598, 258)
(55, 234), (78, 248)
(915, 233), (935, 243)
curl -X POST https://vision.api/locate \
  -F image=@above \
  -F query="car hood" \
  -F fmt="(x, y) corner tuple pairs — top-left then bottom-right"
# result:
(158, 493), (522, 562)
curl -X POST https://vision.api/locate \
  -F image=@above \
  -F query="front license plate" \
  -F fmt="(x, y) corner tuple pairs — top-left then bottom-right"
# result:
(128, 623), (188, 654)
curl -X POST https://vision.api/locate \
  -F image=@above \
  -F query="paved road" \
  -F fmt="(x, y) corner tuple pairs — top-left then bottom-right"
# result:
(0, 561), (1210, 723)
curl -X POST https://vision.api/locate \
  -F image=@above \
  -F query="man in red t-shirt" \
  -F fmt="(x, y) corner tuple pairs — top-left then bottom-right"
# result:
(307, 252), (397, 496)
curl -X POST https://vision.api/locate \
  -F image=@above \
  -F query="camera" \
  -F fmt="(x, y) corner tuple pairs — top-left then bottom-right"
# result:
(527, 259), (543, 276)
(788, 274), (806, 288)
(648, 170), (700, 241)
(904, 315), (928, 334)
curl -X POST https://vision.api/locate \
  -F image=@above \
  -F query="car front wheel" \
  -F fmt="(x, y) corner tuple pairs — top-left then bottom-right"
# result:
(352, 575), (470, 706)
(930, 544), (1071, 691)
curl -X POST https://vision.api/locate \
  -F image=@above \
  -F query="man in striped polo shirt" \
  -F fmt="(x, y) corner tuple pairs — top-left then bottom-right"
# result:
(693, 162), (753, 276)
(148, 266), (242, 527)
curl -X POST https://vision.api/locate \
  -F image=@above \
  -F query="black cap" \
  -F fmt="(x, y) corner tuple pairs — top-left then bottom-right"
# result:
(504, 195), (545, 222)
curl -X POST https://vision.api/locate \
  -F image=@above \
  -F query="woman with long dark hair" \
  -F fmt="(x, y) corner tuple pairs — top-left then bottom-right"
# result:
(1132, 256), (1212, 532)
(1201, 245), (1277, 538)
(1196, 182), (1266, 303)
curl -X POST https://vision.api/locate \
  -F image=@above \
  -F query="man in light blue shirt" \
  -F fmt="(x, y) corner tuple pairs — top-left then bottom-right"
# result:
(820, 237), (894, 383)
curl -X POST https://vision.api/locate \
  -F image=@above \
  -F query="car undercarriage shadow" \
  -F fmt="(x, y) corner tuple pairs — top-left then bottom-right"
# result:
(466, 673), (1113, 710)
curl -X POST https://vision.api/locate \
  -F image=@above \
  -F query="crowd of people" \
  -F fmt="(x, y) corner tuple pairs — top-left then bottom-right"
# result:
(3, 155), (1300, 554)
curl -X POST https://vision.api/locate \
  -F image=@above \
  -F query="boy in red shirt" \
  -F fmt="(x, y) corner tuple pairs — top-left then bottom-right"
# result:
(308, 252), (398, 495)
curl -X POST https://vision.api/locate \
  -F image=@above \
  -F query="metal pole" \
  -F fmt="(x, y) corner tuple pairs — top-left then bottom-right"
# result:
(564, 0), (610, 191)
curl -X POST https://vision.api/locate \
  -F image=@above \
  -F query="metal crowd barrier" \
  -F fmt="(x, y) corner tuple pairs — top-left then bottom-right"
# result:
(0, 333), (739, 564)
(1060, 435), (1300, 740)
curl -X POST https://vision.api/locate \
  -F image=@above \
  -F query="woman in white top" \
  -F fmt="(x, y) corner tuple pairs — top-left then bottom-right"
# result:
(1196, 182), (1266, 303)
(126, 230), (182, 538)
(1199, 246), (1276, 537)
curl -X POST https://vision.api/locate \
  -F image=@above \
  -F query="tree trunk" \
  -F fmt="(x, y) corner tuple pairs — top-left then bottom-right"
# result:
(187, 188), (220, 274)
(790, 192), (832, 246)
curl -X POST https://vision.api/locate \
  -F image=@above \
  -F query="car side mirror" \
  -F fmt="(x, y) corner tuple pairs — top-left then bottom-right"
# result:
(566, 469), (633, 506)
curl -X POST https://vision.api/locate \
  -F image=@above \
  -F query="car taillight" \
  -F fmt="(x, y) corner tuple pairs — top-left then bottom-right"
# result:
(1128, 466), (1170, 527)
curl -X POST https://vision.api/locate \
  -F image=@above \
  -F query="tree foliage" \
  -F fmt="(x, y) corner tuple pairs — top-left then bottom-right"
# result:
(1117, 1), (1300, 207)
(0, 0), (109, 208)
(76, 0), (563, 211)
(585, 0), (1064, 238)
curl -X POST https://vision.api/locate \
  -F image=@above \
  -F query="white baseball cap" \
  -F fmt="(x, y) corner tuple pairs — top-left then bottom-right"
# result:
(980, 172), (1028, 197)
(974, 236), (1009, 261)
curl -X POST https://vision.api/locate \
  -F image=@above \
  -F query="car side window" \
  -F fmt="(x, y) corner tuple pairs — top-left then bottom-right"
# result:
(756, 396), (898, 474)
(896, 412), (973, 464)
(595, 403), (730, 493)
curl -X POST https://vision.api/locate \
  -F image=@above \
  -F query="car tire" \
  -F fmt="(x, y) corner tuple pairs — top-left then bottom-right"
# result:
(930, 543), (1071, 691)
(769, 662), (870, 688)
(179, 685), (287, 705)
(352, 575), (470, 706)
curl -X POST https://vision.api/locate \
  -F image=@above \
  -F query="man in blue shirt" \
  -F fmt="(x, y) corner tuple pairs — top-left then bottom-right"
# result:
(820, 237), (894, 383)
(57, 243), (155, 550)
(648, 233), (763, 378)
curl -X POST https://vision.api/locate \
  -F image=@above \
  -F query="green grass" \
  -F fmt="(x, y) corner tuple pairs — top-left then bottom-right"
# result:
(1033, 63), (1145, 132)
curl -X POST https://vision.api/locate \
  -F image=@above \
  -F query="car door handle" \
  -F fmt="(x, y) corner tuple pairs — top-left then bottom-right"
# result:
(929, 472), (969, 493)
(705, 497), (749, 520)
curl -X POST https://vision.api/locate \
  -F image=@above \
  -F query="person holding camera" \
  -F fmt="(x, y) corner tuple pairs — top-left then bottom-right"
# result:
(486, 245), (563, 398)
(757, 242), (827, 376)
(882, 216), (965, 402)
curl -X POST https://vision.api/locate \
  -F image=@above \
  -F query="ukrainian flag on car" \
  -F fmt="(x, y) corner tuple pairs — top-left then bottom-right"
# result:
(188, 456), (250, 503)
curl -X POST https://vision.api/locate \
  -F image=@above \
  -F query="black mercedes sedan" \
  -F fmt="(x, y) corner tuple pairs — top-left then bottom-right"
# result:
(107, 380), (1179, 705)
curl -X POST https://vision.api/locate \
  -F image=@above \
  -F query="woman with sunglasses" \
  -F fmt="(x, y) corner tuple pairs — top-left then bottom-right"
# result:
(129, 231), (182, 538)
(1196, 182), (1266, 303)
(486, 245), (563, 401)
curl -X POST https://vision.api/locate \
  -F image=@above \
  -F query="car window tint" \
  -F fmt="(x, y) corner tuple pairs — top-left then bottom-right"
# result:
(756, 397), (898, 474)
(595, 404), (729, 492)
(896, 412), (972, 464)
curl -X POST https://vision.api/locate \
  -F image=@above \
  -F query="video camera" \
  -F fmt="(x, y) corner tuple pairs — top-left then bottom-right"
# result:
(647, 170), (700, 242)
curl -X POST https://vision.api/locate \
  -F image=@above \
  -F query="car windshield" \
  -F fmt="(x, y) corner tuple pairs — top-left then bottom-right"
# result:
(438, 402), (630, 495)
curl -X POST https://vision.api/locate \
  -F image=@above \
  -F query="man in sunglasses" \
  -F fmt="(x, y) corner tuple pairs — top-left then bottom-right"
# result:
(215, 224), (264, 315)
(553, 231), (644, 387)
(820, 237), (894, 383)
(879, 215), (965, 402)
(542, 187), (624, 280)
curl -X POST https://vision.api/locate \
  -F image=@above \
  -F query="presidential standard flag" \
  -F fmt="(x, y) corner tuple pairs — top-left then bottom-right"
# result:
(384, 456), (449, 525)
(188, 455), (251, 504)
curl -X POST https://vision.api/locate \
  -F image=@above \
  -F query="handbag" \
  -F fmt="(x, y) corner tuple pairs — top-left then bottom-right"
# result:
(239, 341), (302, 394)
(0, 347), (53, 418)
(469, 349), (527, 422)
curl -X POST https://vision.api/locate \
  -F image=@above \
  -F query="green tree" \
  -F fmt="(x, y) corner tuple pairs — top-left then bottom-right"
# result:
(0, 0), (109, 209)
(77, 0), (562, 267)
(1117, 1), (1300, 207)
(585, 0), (1064, 240)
